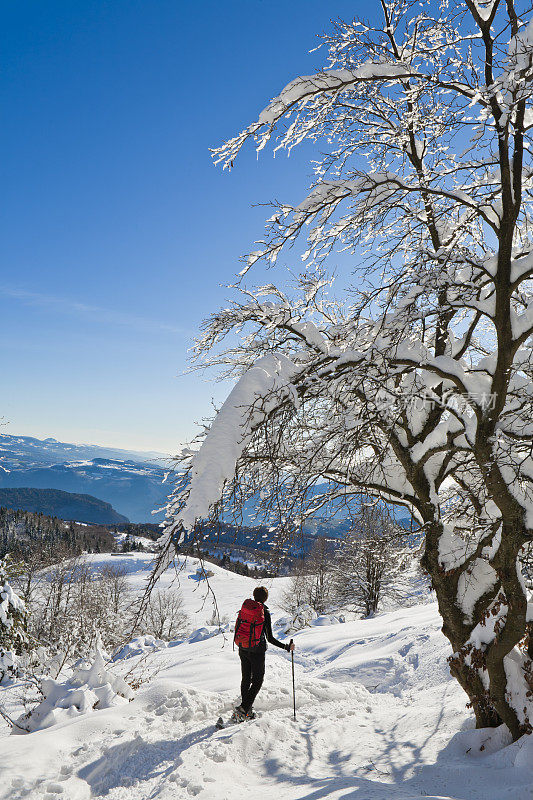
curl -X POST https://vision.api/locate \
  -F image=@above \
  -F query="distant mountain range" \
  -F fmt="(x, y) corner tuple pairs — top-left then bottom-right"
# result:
(0, 434), (170, 468)
(0, 434), (172, 522)
(0, 434), (412, 529)
(0, 488), (129, 525)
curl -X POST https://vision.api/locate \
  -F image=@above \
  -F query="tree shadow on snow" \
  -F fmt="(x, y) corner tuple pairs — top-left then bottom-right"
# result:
(262, 683), (485, 800)
(77, 726), (213, 796)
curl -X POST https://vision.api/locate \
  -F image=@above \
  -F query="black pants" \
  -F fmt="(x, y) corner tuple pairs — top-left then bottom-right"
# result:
(239, 647), (265, 712)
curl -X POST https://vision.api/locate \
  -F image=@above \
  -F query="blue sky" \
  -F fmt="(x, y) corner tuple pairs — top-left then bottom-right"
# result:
(2, 0), (371, 453)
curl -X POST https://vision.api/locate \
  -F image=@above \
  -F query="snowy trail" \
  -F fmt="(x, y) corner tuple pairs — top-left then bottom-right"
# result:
(4, 651), (511, 800)
(3, 556), (533, 800)
(4, 662), (446, 800)
(0, 630), (505, 800)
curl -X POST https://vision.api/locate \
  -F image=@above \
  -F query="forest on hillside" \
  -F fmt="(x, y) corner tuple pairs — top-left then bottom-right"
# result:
(0, 506), (115, 566)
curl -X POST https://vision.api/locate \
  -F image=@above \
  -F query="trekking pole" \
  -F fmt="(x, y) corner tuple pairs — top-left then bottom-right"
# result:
(290, 639), (296, 721)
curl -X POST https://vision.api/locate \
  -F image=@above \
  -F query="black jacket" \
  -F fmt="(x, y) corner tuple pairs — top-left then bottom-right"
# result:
(240, 603), (289, 652)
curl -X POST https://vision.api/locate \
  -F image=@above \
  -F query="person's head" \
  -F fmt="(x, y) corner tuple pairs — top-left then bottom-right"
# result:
(253, 586), (268, 604)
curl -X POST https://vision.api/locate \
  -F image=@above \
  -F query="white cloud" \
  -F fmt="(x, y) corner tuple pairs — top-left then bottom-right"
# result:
(0, 286), (189, 336)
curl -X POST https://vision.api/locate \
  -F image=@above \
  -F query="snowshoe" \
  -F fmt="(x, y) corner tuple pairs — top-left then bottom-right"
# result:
(215, 707), (258, 729)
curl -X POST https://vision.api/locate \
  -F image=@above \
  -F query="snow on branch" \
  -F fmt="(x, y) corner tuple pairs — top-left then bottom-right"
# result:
(161, 353), (299, 545)
(213, 63), (417, 169)
(243, 171), (505, 274)
(468, 0), (499, 25)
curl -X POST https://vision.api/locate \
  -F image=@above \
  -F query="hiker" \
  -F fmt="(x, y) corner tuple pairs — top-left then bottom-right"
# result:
(233, 585), (295, 720)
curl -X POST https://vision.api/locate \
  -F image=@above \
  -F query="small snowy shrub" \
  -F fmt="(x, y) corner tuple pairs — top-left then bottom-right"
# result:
(112, 635), (169, 661)
(13, 643), (133, 734)
(206, 610), (230, 628)
(188, 624), (230, 642)
(277, 603), (318, 634)
(135, 588), (189, 640)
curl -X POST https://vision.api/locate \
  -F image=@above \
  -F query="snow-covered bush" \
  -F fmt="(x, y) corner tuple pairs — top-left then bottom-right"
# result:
(190, 568), (214, 581)
(313, 613), (345, 626)
(0, 557), (26, 683)
(206, 610), (230, 628)
(13, 644), (133, 734)
(112, 635), (169, 661)
(277, 604), (318, 635)
(188, 624), (230, 643)
(30, 557), (133, 671)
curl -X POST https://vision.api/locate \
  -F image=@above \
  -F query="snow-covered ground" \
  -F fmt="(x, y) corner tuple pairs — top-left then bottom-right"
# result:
(2, 553), (533, 800)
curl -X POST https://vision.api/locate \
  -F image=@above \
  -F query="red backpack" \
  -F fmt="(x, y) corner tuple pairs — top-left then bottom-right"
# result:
(234, 599), (265, 649)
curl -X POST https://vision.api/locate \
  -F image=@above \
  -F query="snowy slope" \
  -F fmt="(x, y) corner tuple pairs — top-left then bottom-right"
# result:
(2, 555), (533, 800)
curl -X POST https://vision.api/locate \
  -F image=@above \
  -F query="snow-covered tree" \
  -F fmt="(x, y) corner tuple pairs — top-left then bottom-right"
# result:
(281, 537), (334, 615)
(0, 557), (25, 682)
(156, 0), (533, 739)
(331, 507), (410, 617)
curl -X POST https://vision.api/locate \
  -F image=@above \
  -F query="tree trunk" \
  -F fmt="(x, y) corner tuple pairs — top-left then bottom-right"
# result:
(450, 659), (503, 729)
(484, 527), (528, 740)
(423, 516), (532, 739)
(422, 522), (505, 729)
